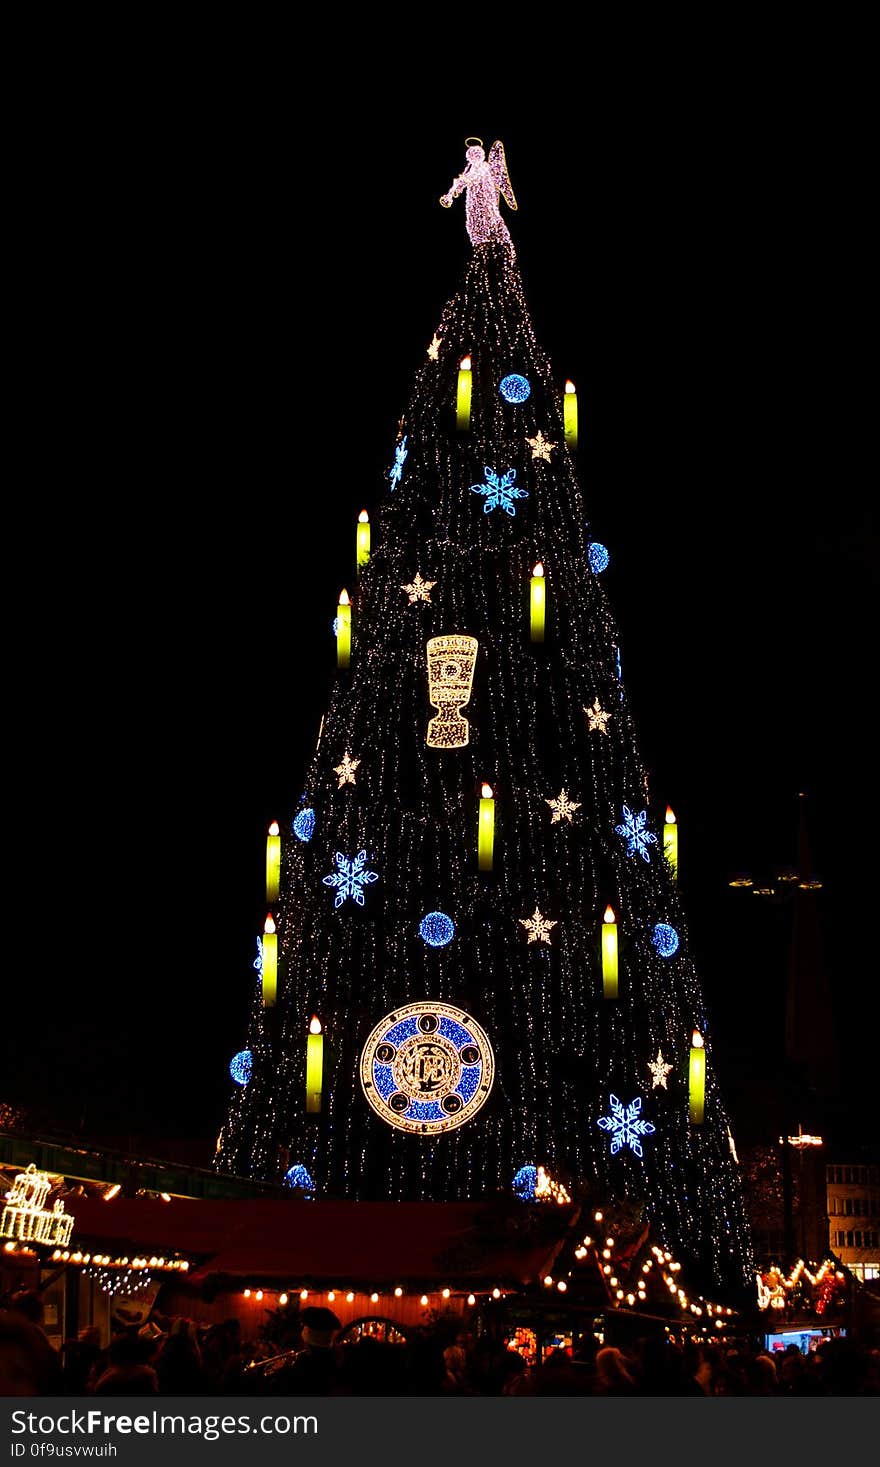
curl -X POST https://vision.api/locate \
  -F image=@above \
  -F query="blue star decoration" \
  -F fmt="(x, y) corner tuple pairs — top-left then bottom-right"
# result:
(389, 435), (408, 491)
(469, 466), (529, 516)
(512, 1165), (538, 1201)
(615, 805), (658, 863)
(322, 850), (379, 907)
(597, 1094), (656, 1158)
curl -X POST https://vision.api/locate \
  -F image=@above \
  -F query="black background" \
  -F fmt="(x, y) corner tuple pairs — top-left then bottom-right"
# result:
(5, 56), (875, 1163)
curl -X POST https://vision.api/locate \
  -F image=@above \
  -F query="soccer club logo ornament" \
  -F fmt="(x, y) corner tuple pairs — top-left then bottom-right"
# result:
(426, 635), (478, 749)
(360, 1002), (495, 1135)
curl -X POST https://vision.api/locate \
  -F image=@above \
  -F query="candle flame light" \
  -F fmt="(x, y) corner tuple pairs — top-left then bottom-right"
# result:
(262, 914), (277, 1007)
(306, 1015), (324, 1114)
(336, 588), (352, 668)
(601, 905), (619, 999)
(457, 357), (472, 430)
(563, 379), (578, 448)
(689, 1030), (706, 1124)
(530, 563), (546, 643)
(266, 821), (281, 905)
(478, 782), (496, 871)
(664, 806), (679, 881)
(356, 511), (370, 571)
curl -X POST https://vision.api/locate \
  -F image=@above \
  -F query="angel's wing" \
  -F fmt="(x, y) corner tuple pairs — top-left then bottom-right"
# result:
(488, 140), (517, 211)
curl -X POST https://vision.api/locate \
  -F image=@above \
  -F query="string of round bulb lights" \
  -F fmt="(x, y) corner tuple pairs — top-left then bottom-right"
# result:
(216, 213), (755, 1296)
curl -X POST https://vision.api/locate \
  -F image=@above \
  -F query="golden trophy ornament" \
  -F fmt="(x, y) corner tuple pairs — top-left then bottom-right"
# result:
(426, 634), (478, 749)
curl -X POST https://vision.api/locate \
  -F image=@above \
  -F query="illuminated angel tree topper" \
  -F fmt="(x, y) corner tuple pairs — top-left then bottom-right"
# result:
(216, 142), (754, 1300)
(440, 139), (517, 248)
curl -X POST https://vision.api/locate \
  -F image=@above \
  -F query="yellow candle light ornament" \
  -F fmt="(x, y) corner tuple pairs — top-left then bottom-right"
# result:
(664, 806), (678, 881)
(457, 355), (472, 431)
(530, 562), (546, 643)
(266, 821), (280, 905)
(601, 905), (619, 999)
(262, 915), (277, 1008)
(306, 1015), (323, 1114)
(336, 588), (351, 669)
(356, 510), (370, 572)
(563, 379), (578, 448)
(478, 783), (495, 872)
(689, 1030), (705, 1124)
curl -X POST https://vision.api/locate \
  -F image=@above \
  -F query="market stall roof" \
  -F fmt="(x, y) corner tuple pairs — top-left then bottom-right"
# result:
(63, 1196), (582, 1287)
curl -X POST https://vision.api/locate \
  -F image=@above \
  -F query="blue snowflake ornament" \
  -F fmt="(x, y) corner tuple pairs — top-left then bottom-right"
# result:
(597, 1094), (656, 1158)
(322, 850), (379, 907)
(389, 435), (408, 492)
(615, 805), (658, 863)
(469, 466), (529, 517)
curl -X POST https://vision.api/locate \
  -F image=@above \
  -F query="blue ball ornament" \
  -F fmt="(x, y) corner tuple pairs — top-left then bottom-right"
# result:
(499, 374), (531, 403)
(284, 1164), (315, 1196)
(652, 923), (680, 958)
(588, 541), (610, 574)
(292, 807), (315, 843)
(512, 1165), (538, 1201)
(418, 911), (455, 947)
(229, 1050), (253, 1086)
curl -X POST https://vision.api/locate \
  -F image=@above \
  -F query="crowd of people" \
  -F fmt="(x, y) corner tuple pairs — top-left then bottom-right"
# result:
(1, 1291), (878, 1397)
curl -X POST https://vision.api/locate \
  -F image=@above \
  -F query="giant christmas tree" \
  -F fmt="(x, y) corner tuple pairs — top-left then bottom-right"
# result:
(218, 141), (754, 1294)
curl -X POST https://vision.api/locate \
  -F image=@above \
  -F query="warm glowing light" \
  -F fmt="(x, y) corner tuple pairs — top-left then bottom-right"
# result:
(420, 1295), (428, 1306)
(346, 1292), (354, 1303)
(261, 914), (277, 1007)
(442, 1288), (450, 1299)
(492, 1288), (501, 1299)
(394, 1287), (403, 1298)
(530, 563), (546, 643)
(300, 1289), (309, 1301)
(557, 1281), (567, 1292)
(306, 1019), (324, 1114)
(279, 1293), (288, 1306)
(328, 1292), (336, 1302)
(664, 806), (679, 881)
(456, 356), (472, 430)
(468, 1294), (476, 1306)
(244, 1289), (251, 1298)
(356, 510), (371, 571)
(543, 1276), (553, 1287)
(266, 821), (281, 904)
(478, 782), (495, 871)
(602, 905), (618, 1000)
(370, 1293), (379, 1303)
(563, 379), (578, 447)
(336, 588), (352, 668)
(255, 1291), (263, 1302)
(426, 635), (479, 749)
(689, 1031), (706, 1124)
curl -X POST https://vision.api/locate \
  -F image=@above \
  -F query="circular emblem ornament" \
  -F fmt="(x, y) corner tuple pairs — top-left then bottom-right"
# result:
(360, 1002), (495, 1135)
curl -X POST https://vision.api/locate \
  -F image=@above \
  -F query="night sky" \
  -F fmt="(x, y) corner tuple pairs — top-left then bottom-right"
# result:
(7, 86), (875, 1164)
